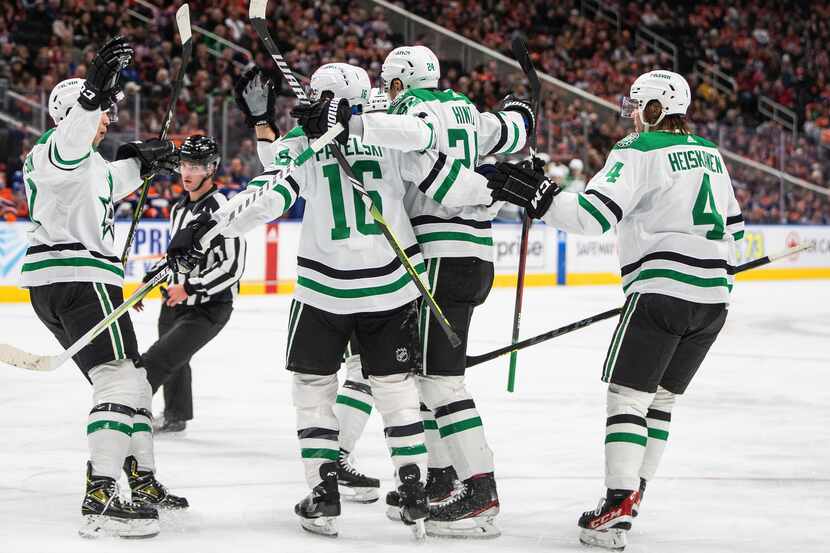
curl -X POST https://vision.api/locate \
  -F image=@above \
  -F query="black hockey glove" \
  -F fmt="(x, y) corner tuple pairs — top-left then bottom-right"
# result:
(79, 36), (134, 111)
(487, 159), (559, 219)
(501, 95), (535, 136)
(115, 139), (176, 178)
(167, 211), (217, 273)
(291, 97), (351, 145)
(234, 66), (279, 133)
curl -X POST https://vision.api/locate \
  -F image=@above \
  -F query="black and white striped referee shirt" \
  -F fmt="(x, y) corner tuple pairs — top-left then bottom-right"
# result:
(169, 188), (246, 305)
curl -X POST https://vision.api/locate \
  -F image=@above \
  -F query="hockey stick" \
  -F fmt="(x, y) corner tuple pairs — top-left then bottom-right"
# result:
(466, 243), (814, 368)
(248, 0), (461, 349)
(507, 35), (542, 391)
(0, 267), (171, 372)
(0, 126), (344, 373)
(120, 4), (193, 265)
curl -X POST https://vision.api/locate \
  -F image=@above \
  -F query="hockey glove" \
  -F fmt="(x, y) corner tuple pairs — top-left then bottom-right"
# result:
(115, 139), (176, 178)
(291, 97), (351, 145)
(487, 159), (559, 218)
(501, 95), (535, 136)
(167, 212), (216, 273)
(234, 66), (279, 133)
(79, 36), (134, 112)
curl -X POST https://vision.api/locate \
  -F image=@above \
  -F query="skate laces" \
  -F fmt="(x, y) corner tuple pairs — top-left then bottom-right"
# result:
(338, 451), (366, 478)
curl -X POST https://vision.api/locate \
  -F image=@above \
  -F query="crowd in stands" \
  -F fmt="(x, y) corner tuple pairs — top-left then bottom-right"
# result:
(0, 0), (827, 225)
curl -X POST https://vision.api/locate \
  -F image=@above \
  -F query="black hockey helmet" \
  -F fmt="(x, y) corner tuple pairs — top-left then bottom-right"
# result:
(178, 134), (220, 173)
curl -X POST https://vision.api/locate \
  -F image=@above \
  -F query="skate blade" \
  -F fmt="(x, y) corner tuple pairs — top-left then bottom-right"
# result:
(79, 515), (160, 539)
(339, 485), (379, 504)
(299, 516), (338, 538)
(579, 527), (627, 551)
(425, 512), (500, 540)
(411, 518), (427, 542)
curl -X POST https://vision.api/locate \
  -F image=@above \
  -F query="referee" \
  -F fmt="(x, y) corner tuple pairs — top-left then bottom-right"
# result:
(138, 135), (246, 433)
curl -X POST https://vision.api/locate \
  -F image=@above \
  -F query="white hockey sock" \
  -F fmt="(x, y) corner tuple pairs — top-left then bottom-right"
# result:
(88, 361), (142, 479)
(128, 368), (155, 472)
(370, 373), (427, 485)
(605, 384), (654, 491)
(420, 402), (453, 470)
(418, 375), (494, 481)
(639, 386), (676, 482)
(293, 372), (339, 488)
(333, 356), (373, 455)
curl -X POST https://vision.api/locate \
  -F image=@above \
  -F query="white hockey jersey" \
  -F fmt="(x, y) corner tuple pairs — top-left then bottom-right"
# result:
(20, 105), (142, 288)
(215, 127), (493, 315)
(543, 131), (744, 304)
(359, 88), (528, 261)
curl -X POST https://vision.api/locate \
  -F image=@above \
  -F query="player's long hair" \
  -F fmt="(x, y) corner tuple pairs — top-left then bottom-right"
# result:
(644, 100), (690, 134)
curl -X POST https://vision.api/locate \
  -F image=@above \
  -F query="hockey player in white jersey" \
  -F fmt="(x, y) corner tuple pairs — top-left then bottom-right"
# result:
(21, 37), (187, 538)
(166, 62), (535, 538)
(293, 45), (533, 538)
(489, 70), (745, 550)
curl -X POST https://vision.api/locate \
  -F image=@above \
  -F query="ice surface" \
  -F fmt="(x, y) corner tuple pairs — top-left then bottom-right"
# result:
(1, 281), (828, 552)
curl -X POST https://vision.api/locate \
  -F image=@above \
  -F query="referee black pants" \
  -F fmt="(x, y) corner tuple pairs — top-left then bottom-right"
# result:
(141, 301), (233, 421)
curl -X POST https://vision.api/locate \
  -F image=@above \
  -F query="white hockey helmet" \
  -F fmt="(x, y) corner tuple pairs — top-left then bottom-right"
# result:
(380, 45), (440, 94)
(309, 63), (371, 108)
(569, 158), (584, 173)
(48, 78), (85, 125)
(620, 70), (691, 129)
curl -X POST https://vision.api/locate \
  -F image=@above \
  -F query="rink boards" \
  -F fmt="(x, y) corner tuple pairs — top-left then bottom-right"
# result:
(1, 221), (829, 302)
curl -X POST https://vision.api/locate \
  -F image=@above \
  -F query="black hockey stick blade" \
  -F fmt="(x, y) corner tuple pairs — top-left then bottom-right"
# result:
(467, 243), (814, 368)
(249, 1), (309, 104)
(510, 35), (541, 144)
(121, 4), (192, 264)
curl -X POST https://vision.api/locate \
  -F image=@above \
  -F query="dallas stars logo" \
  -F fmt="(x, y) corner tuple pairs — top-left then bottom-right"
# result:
(99, 172), (116, 241)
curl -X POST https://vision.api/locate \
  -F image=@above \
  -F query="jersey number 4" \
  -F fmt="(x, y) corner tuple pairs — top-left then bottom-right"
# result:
(692, 173), (724, 240)
(322, 161), (383, 240)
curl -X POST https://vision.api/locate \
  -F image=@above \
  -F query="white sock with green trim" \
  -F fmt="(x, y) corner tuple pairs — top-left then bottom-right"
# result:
(128, 367), (155, 472)
(293, 373), (340, 488)
(420, 402), (453, 470)
(88, 361), (141, 479)
(333, 356), (373, 455)
(605, 384), (654, 491)
(370, 373), (427, 485)
(639, 386), (676, 482)
(418, 375), (494, 481)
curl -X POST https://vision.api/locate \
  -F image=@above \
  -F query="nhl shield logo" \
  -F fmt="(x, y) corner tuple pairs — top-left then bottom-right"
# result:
(396, 347), (409, 363)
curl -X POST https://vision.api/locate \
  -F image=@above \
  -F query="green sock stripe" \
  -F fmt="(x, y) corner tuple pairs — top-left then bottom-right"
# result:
(390, 444), (427, 456)
(422, 419), (438, 430)
(335, 395), (372, 415)
(87, 420), (133, 436)
(133, 423), (152, 433)
(438, 416), (483, 438)
(605, 432), (647, 446)
(648, 428), (669, 441)
(300, 448), (339, 460)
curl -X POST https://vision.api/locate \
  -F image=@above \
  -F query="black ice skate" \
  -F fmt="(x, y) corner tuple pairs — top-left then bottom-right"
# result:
(80, 461), (159, 539)
(337, 448), (380, 503)
(426, 472), (500, 539)
(385, 465), (460, 522)
(397, 464), (428, 541)
(294, 462), (341, 537)
(152, 415), (186, 434)
(578, 489), (639, 551)
(123, 456), (189, 510)
(426, 465), (460, 504)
